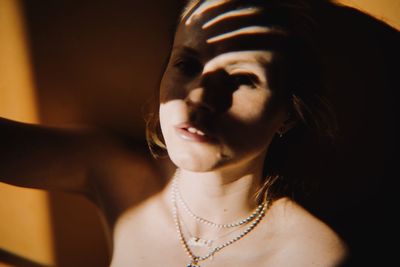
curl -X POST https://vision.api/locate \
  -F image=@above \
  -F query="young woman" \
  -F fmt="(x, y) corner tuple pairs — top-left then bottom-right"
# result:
(1, 0), (348, 266)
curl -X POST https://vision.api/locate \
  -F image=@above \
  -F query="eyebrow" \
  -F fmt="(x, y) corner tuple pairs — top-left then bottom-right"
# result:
(206, 26), (272, 43)
(202, 7), (262, 29)
(185, 0), (231, 26)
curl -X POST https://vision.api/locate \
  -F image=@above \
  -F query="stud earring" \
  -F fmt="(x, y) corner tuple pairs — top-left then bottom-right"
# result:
(277, 126), (285, 138)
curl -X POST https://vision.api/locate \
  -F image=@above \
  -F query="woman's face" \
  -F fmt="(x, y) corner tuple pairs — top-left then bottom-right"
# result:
(159, 0), (288, 172)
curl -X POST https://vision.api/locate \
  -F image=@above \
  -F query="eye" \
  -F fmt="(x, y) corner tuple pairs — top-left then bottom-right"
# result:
(173, 57), (202, 77)
(231, 73), (259, 89)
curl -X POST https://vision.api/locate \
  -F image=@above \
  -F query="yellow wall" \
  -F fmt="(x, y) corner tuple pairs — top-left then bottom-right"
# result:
(336, 0), (400, 29)
(0, 0), (54, 265)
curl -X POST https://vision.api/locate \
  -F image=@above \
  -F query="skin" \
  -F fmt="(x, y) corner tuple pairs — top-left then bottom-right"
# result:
(0, 0), (348, 266)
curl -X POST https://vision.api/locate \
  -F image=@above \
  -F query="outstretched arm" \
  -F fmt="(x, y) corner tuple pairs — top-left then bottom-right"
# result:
(0, 116), (168, 223)
(0, 117), (105, 195)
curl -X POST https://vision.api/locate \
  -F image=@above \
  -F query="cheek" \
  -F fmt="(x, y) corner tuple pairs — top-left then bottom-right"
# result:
(229, 88), (271, 123)
(159, 100), (187, 132)
(222, 89), (285, 152)
(159, 70), (187, 104)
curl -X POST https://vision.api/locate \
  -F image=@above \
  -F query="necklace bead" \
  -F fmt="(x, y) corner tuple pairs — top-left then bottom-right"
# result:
(173, 173), (264, 228)
(171, 169), (270, 266)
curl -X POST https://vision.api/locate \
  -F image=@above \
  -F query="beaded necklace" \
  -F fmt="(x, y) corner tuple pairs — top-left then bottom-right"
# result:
(171, 171), (269, 267)
(175, 178), (265, 228)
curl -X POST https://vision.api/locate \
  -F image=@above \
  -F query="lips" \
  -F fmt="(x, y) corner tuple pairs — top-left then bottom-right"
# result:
(174, 122), (217, 143)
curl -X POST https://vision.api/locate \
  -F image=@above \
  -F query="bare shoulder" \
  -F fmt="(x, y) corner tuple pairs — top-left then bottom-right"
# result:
(268, 197), (348, 267)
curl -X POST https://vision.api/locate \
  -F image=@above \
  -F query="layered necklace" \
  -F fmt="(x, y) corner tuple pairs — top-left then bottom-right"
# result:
(171, 170), (270, 267)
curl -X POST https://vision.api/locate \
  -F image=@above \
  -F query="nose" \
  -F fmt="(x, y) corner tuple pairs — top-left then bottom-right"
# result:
(186, 87), (217, 124)
(186, 87), (207, 107)
(185, 69), (235, 114)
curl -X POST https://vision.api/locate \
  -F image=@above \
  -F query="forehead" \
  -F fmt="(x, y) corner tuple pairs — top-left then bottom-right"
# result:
(173, 0), (286, 60)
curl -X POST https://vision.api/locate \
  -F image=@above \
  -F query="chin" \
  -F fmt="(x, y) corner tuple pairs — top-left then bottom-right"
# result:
(167, 146), (229, 172)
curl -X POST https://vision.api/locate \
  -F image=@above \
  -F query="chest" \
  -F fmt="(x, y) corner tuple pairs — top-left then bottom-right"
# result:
(111, 234), (272, 267)
(108, 202), (281, 267)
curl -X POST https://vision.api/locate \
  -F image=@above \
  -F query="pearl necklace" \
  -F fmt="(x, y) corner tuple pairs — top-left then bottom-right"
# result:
(174, 177), (264, 228)
(179, 210), (249, 248)
(171, 171), (269, 267)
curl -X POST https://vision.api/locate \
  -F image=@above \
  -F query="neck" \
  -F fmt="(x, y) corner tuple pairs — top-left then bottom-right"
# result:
(169, 153), (266, 238)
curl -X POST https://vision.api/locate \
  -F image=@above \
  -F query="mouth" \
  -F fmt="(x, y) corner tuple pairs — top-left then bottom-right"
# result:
(174, 122), (218, 143)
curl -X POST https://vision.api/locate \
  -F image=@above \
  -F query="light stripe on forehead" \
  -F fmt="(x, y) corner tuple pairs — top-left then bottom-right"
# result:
(202, 7), (262, 29)
(207, 26), (272, 43)
(185, 0), (231, 26)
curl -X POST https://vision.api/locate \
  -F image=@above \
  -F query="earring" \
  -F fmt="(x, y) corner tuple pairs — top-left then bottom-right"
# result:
(277, 126), (285, 138)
